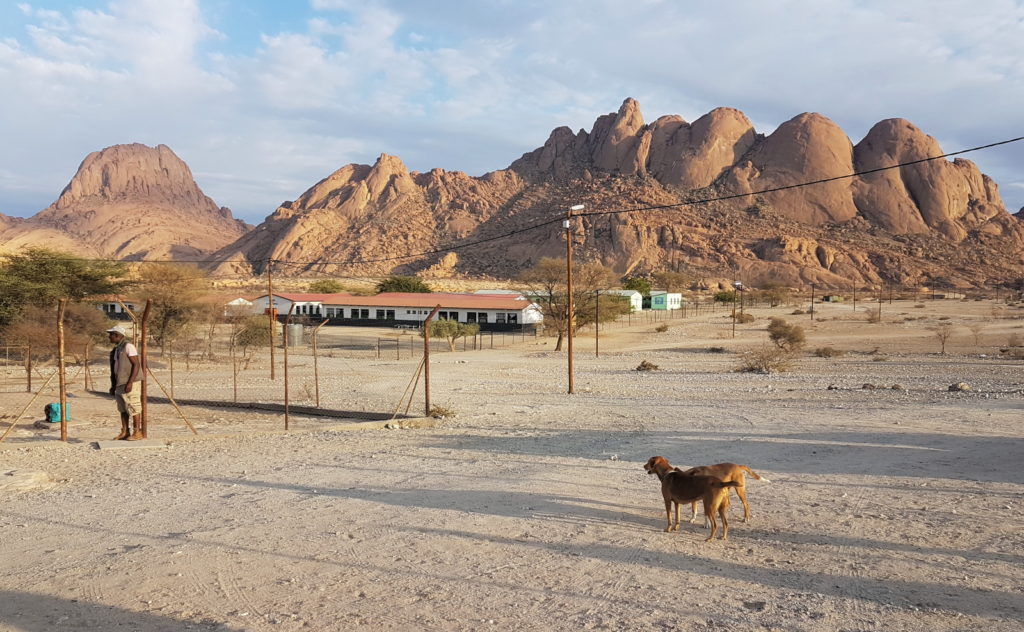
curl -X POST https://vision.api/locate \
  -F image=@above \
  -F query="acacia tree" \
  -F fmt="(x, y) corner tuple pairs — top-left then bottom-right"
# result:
(0, 248), (127, 333)
(424, 319), (480, 351)
(376, 276), (432, 293)
(135, 263), (209, 356)
(308, 279), (346, 293)
(518, 257), (628, 351)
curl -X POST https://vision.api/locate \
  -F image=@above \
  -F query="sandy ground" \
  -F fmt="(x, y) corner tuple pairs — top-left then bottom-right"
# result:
(1, 298), (1023, 631)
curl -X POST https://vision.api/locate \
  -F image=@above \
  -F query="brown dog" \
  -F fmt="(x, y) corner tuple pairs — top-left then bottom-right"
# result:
(643, 456), (738, 541)
(645, 456), (770, 525)
(682, 462), (770, 524)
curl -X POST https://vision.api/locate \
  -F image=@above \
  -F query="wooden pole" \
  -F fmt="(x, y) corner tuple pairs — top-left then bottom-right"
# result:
(267, 258), (276, 380)
(423, 304), (441, 416)
(26, 344), (32, 393)
(283, 303), (295, 430)
(595, 290), (600, 358)
(57, 300), (68, 441)
(312, 319), (328, 407)
(144, 366), (198, 435)
(565, 208), (575, 395)
(140, 299), (152, 438)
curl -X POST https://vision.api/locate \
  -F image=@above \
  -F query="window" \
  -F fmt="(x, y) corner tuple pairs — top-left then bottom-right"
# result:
(507, 313), (518, 324)
(495, 313), (506, 323)
(376, 310), (385, 319)
(385, 310), (395, 319)
(466, 312), (477, 323)
(359, 309), (369, 319)
(477, 313), (488, 323)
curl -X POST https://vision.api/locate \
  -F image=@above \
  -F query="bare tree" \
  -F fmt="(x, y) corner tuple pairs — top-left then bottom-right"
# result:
(967, 322), (986, 348)
(932, 323), (955, 354)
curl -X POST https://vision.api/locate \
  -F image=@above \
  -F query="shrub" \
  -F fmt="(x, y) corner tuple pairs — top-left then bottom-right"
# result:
(636, 360), (659, 371)
(736, 312), (755, 324)
(872, 355), (889, 362)
(735, 345), (795, 373)
(814, 346), (844, 358)
(655, 323), (668, 333)
(707, 346), (727, 353)
(791, 309), (805, 315)
(428, 404), (457, 419)
(914, 303), (926, 308)
(865, 310), (881, 324)
(767, 317), (806, 351)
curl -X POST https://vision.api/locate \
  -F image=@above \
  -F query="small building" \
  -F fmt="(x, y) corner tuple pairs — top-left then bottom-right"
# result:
(93, 297), (140, 320)
(224, 297), (254, 317)
(606, 289), (643, 312)
(250, 293), (354, 317)
(649, 291), (683, 310)
(821, 295), (845, 303)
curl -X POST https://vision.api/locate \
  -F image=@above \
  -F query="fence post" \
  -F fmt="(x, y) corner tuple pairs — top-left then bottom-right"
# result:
(140, 299), (152, 439)
(423, 305), (441, 416)
(283, 304), (295, 430)
(57, 299), (68, 441)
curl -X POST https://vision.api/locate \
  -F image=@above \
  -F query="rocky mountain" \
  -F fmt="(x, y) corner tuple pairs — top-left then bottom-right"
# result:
(214, 98), (1023, 289)
(0, 143), (249, 260)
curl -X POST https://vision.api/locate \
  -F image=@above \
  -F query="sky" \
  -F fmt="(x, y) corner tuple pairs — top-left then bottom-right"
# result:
(1, 0), (1022, 224)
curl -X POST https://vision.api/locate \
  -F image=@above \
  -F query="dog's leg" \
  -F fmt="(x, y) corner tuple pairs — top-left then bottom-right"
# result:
(736, 484), (750, 522)
(703, 496), (717, 542)
(663, 498), (674, 532)
(689, 500), (700, 524)
(719, 500), (730, 540)
(672, 501), (681, 532)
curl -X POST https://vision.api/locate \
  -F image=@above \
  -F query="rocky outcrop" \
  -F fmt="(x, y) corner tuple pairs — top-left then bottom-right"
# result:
(853, 119), (1007, 240)
(2, 144), (249, 260)
(215, 99), (1024, 287)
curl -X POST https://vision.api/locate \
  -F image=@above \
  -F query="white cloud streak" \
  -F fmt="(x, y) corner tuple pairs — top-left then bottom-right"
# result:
(1, 0), (1022, 222)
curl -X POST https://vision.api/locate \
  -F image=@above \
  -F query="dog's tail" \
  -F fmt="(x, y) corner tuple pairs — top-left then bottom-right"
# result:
(742, 466), (771, 483)
(713, 481), (741, 489)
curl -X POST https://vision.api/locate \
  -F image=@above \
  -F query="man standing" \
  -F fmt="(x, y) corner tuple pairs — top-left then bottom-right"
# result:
(107, 325), (143, 440)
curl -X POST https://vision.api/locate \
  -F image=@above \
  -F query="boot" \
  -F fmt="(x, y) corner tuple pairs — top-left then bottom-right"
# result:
(113, 418), (130, 440)
(126, 418), (144, 441)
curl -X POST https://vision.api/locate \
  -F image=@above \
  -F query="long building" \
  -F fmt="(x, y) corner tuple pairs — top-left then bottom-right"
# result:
(251, 292), (542, 332)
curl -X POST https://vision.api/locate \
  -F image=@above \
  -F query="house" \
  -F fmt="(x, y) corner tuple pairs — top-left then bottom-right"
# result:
(649, 291), (683, 310)
(606, 289), (643, 312)
(224, 297), (254, 317)
(94, 297), (140, 320)
(251, 292), (542, 332)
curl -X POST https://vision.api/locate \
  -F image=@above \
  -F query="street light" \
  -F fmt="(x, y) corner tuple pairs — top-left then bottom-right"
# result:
(565, 203), (585, 394)
(731, 281), (743, 338)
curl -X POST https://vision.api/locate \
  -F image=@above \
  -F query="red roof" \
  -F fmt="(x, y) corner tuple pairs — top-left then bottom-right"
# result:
(260, 292), (353, 302)
(332, 292), (532, 310)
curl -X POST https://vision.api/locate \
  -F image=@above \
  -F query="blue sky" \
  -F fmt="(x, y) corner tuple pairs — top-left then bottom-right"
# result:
(1, 0), (1022, 224)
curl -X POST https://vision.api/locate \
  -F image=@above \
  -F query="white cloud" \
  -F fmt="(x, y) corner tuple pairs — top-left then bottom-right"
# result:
(1, 0), (1023, 220)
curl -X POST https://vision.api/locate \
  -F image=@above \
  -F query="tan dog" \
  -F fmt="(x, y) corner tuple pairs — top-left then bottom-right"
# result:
(643, 456), (738, 541)
(682, 462), (770, 524)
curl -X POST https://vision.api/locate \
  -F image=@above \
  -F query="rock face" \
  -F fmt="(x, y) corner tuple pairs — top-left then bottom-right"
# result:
(1, 144), (249, 260)
(217, 98), (1023, 288)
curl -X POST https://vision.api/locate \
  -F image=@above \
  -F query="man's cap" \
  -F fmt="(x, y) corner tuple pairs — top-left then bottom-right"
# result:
(105, 325), (128, 336)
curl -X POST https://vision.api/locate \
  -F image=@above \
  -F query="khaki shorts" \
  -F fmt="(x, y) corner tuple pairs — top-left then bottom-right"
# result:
(114, 384), (142, 417)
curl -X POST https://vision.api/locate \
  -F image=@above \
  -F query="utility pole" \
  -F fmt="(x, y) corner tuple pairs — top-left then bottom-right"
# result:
(564, 204), (584, 394)
(810, 283), (815, 320)
(267, 258), (276, 380)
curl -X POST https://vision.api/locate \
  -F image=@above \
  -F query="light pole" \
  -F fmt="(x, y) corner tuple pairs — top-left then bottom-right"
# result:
(731, 281), (743, 337)
(565, 203), (585, 394)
